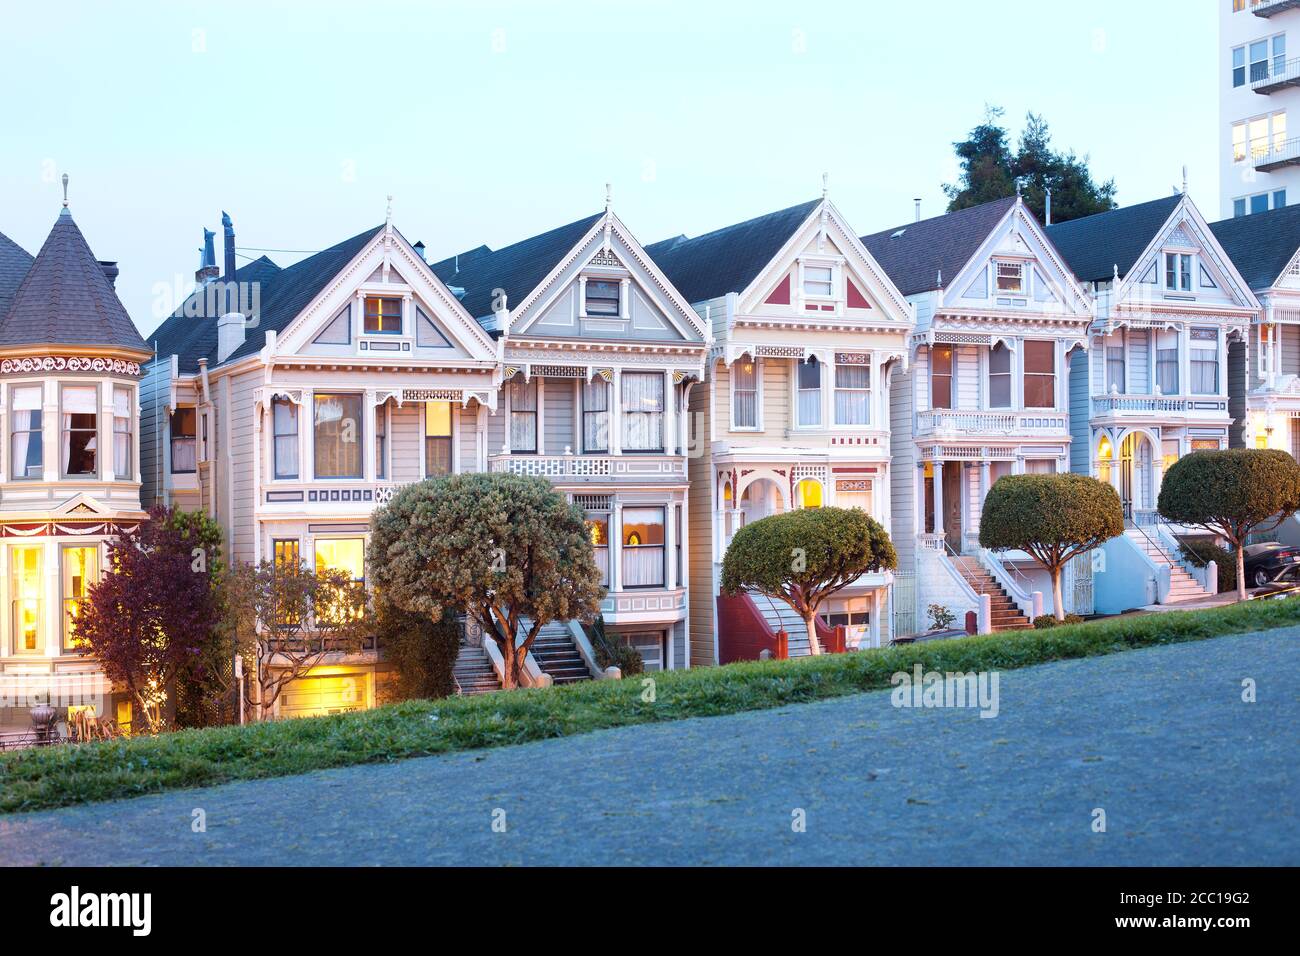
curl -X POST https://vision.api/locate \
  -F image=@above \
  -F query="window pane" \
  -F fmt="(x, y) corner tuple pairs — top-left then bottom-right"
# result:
(314, 538), (365, 582)
(1107, 347), (1126, 393)
(586, 280), (620, 315)
(363, 296), (402, 334)
(313, 393), (363, 478)
(732, 361), (757, 428)
(1157, 348), (1179, 395)
(11, 546), (43, 653)
(272, 398), (299, 479)
(622, 372), (664, 451)
(61, 386), (98, 477)
(10, 386), (43, 480)
(1252, 193), (1270, 215)
(931, 345), (953, 409)
(63, 546), (99, 651)
(1023, 341), (1054, 374)
(586, 514), (610, 586)
(804, 265), (833, 296)
(171, 407), (197, 474)
(622, 507), (665, 588)
(798, 358), (822, 427)
(273, 539), (301, 568)
(425, 401), (452, 437)
(375, 406), (386, 480)
(582, 380), (610, 451)
(834, 362), (870, 426)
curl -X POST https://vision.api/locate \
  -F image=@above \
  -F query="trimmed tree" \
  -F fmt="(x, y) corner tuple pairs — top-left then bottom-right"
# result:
(979, 473), (1123, 622)
(74, 505), (222, 734)
(368, 473), (605, 689)
(719, 507), (897, 656)
(1157, 449), (1300, 601)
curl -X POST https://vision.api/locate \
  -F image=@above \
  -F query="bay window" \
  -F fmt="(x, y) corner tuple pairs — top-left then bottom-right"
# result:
(425, 401), (453, 475)
(62, 545), (99, 652)
(170, 407), (197, 475)
(508, 378), (537, 453)
(1023, 340), (1056, 409)
(272, 397), (299, 480)
(989, 343), (1011, 408)
(732, 359), (758, 428)
(62, 385), (98, 477)
(621, 372), (664, 452)
(1191, 328), (1219, 394)
(833, 356), (870, 425)
(113, 386), (132, 479)
(10, 545), (42, 654)
(797, 357), (821, 427)
(582, 379), (610, 452)
(931, 345), (953, 409)
(621, 507), (665, 588)
(586, 513), (610, 586)
(9, 384), (43, 479)
(313, 393), (363, 479)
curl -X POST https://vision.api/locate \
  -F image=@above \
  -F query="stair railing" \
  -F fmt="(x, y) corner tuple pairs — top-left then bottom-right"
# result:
(977, 548), (1034, 618)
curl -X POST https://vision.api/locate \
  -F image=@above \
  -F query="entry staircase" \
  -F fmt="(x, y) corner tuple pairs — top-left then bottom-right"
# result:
(453, 640), (502, 695)
(1125, 529), (1213, 604)
(950, 557), (1033, 630)
(749, 592), (815, 657)
(527, 620), (594, 685)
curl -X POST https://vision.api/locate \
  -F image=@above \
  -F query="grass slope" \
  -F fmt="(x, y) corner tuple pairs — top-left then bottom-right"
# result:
(3, 598), (1299, 814)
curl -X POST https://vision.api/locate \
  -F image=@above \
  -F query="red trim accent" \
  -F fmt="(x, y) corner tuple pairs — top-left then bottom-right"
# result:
(765, 274), (791, 306)
(717, 592), (784, 664)
(847, 278), (873, 310)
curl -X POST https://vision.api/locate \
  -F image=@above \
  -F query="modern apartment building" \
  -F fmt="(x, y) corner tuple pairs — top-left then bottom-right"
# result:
(1221, 0), (1300, 218)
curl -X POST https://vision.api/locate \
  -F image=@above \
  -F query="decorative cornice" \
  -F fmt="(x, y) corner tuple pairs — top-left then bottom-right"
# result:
(0, 356), (142, 377)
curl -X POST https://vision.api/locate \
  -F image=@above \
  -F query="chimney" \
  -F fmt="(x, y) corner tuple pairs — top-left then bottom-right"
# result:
(196, 227), (219, 285)
(221, 211), (236, 279)
(413, 240), (426, 263)
(914, 198), (921, 223)
(217, 311), (245, 364)
(97, 261), (119, 288)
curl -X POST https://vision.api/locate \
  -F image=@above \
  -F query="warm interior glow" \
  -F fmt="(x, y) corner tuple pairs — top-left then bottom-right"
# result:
(1097, 436), (1114, 461)
(63, 546), (98, 649)
(314, 538), (365, 581)
(11, 546), (42, 653)
(797, 479), (823, 509)
(425, 400), (452, 436)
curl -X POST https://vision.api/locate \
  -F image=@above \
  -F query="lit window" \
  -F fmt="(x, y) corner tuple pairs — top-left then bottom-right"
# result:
(313, 393), (363, 479)
(63, 546), (99, 652)
(314, 538), (365, 583)
(1233, 122), (1247, 163)
(508, 378), (537, 453)
(113, 386), (132, 480)
(622, 372), (664, 451)
(622, 507), (665, 588)
(585, 280), (620, 316)
(10, 545), (42, 654)
(996, 261), (1025, 294)
(797, 357), (821, 427)
(586, 514), (610, 586)
(989, 343), (1011, 408)
(363, 296), (402, 334)
(170, 407), (197, 474)
(273, 539), (301, 568)
(796, 479), (822, 509)
(62, 386), (98, 477)
(582, 379), (609, 452)
(1024, 341), (1056, 409)
(272, 397), (299, 479)
(9, 385), (43, 479)
(931, 345), (953, 410)
(733, 360), (757, 428)
(425, 401), (453, 475)
(803, 264), (834, 297)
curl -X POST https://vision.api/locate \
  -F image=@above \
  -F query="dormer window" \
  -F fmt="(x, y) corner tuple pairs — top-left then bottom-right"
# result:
(585, 280), (620, 316)
(803, 265), (834, 298)
(364, 296), (402, 334)
(995, 261), (1025, 295)
(1165, 253), (1193, 293)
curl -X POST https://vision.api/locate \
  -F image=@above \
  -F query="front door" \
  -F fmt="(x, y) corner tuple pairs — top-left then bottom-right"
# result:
(943, 462), (963, 552)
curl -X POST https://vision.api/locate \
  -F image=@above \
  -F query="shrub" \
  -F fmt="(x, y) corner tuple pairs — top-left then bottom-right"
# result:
(376, 597), (462, 701)
(927, 604), (956, 631)
(585, 615), (644, 677)
(1179, 539), (1236, 594)
(1033, 613), (1084, 629)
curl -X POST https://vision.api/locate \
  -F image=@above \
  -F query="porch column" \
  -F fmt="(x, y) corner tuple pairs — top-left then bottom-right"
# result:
(979, 460), (992, 516)
(610, 370), (622, 455)
(663, 371), (676, 455)
(932, 460), (945, 539)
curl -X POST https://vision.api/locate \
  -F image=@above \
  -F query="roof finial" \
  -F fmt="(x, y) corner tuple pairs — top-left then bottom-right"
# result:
(1182, 165), (1188, 195)
(385, 194), (393, 228)
(61, 173), (69, 208)
(822, 172), (828, 200)
(605, 182), (612, 213)
(1113, 263), (1120, 284)
(1015, 179), (1022, 198)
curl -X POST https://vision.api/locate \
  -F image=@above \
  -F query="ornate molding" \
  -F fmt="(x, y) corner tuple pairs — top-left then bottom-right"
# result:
(1, 356), (141, 377)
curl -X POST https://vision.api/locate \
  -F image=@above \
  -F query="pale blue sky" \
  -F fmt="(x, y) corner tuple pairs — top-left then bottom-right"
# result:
(0, 0), (1217, 336)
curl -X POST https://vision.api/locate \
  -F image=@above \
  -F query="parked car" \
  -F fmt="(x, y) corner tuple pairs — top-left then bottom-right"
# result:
(1242, 543), (1300, 589)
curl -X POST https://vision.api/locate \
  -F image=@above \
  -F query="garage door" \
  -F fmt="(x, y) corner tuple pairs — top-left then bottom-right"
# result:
(280, 674), (367, 719)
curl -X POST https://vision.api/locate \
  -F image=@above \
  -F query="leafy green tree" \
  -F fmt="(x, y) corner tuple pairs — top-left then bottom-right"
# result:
(375, 594), (462, 700)
(945, 109), (1117, 224)
(720, 507), (896, 656)
(368, 474), (604, 689)
(1158, 449), (1300, 601)
(980, 474), (1123, 621)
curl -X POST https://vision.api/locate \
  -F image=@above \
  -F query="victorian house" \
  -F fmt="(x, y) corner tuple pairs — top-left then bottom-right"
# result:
(861, 196), (1094, 629)
(649, 197), (913, 665)
(0, 193), (152, 740)
(427, 200), (709, 672)
(1048, 193), (1260, 612)
(144, 209), (500, 716)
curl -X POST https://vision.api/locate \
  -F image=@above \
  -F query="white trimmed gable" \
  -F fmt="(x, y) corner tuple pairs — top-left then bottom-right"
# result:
(509, 213), (709, 345)
(274, 226), (496, 364)
(738, 200), (912, 328)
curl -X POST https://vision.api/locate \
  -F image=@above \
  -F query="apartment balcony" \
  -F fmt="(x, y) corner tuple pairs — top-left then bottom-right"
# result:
(1254, 137), (1300, 172)
(1252, 57), (1300, 94)
(1253, 0), (1300, 18)
(1091, 395), (1230, 419)
(914, 409), (1069, 438)
(487, 453), (686, 483)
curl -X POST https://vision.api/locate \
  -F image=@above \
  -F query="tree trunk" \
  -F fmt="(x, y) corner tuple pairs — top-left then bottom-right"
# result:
(1051, 567), (1065, 622)
(1236, 544), (1247, 603)
(497, 637), (516, 689)
(804, 611), (823, 656)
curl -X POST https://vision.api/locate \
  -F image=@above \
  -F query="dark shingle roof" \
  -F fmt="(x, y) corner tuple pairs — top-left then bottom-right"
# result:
(1046, 194), (1182, 283)
(859, 196), (1018, 297)
(0, 209), (148, 352)
(1209, 203), (1300, 291)
(148, 225), (381, 370)
(428, 215), (604, 327)
(0, 229), (34, 321)
(645, 200), (821, 304)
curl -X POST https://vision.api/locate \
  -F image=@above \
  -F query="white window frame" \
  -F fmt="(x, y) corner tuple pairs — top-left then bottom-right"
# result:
(1164, 251), (1195, 293)
(422, 400), (456, 478)
(729, 356), (762, 432)
(994, 260), (1026, 295)
(793, 355), (823, 429)
(832, 354), (872, 428)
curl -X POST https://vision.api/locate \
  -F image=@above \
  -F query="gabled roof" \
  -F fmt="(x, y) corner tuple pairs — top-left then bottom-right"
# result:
(1209, 204), (1300, 291)
(0, 208), (148, 352)
(429, 215), (604, 328)
(0, 229), (34, 321)
(645, 199), (821, 304)
(859, 196), (1018, 298)
(1046, 194), (1182, 283)
(148, 256), (281, 371)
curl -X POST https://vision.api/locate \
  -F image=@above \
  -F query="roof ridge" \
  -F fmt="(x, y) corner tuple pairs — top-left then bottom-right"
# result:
(861, 194), (1017, 244)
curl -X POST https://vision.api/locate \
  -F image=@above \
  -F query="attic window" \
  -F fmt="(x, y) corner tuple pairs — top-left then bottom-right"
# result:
(364, 296), (402, 334)
(586, 280), (620, 316)
(1165, 253), (1193, 293)
(995, 261), (1025, 294)
(803, 265), (834, 298)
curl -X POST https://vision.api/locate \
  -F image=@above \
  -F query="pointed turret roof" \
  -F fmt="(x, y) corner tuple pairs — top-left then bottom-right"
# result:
(0, 207), (148, 353)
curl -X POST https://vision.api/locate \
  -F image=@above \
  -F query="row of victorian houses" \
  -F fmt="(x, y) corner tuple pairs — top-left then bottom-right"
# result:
(4, 179), (1300, 727)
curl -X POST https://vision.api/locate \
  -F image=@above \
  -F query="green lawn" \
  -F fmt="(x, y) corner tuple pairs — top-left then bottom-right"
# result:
(3, 597), (1299, 814)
